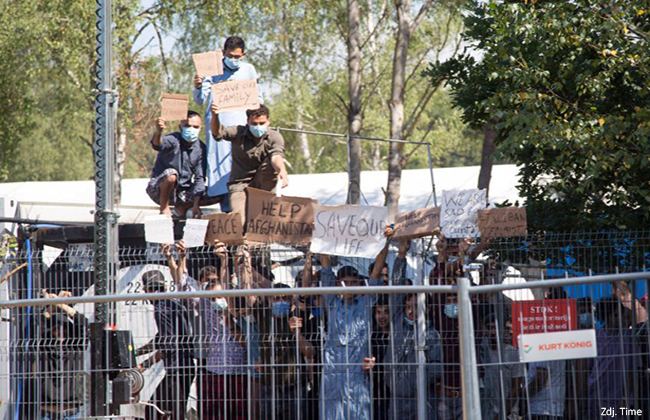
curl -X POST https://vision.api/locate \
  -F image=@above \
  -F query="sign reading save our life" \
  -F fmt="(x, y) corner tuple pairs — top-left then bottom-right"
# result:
(310, 204), (388, 258)
(518, 329), (597, 362)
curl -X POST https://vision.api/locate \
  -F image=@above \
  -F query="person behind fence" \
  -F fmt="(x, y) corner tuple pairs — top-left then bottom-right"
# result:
(317, 233), (390, 420)
(210, 103), (289, 226)
(37, 290), (89, 420)
(139, 270), (194, 420)
(384, 236), (442, 420)
(480, 314), (524, 420)
(193, 35), (261, 211)
(201, 278), (249, 419)
(146, 111), (206, 218)
(371, 294), (391, 420)
(253, 283), (316, 419)
(584, 297), (640, 419)
(524, 359), (566, 420)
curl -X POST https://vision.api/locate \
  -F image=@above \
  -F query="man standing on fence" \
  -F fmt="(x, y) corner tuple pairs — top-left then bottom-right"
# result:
(193, 36), (261, 212)
(210, 103), (289, 225)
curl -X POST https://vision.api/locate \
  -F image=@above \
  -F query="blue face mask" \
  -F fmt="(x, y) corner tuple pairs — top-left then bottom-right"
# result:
(181, 126), (200, 143)
(249, 124), (267, 138)
(404, 316), (414, 327)
(211, 298), (228, 312)
(444, 304), (459, 319)
(272, 301), (291, 317)
(579, 313), (593, 327)
(224, 56), (242, 70)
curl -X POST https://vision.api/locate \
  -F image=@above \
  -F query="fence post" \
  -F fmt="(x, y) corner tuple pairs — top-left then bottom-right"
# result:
(457, 276), (482, 419)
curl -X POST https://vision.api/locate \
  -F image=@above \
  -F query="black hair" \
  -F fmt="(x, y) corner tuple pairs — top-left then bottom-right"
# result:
(336, 265), (360, 281)
(187, 110), (201, 120)
(247, 104), (270, 120)
(596, 297), (622, 323)
(375, 294), (390, 307)
(368, 261), (389, 275)
(142, 270), (166, 293)
(224, 36), (246, 52)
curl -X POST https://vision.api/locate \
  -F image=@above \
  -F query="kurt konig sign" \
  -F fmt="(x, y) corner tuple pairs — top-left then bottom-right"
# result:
(518, 329), (597, 362)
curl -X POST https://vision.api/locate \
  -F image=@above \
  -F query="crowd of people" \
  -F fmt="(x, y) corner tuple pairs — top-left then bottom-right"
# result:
(29, 34), (649, 420)
(125, 227), (649, 420)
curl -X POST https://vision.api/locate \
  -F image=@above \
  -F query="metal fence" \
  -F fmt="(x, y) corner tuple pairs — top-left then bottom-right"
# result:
(1, 232), (650, 419)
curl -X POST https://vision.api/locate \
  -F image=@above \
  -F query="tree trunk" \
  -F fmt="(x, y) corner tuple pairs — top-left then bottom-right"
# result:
(477, 120), (497, 198)
(296, 106), (313, 172)
(347, 0), (363, 204)
(385, 0), (411, 220)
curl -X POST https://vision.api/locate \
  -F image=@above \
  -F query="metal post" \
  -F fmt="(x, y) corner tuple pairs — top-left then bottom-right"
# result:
(92, 0), (118, 415)
(416, 292), (428, 420)
(426, 144), (437, 207)
(457, 277), (481, 420)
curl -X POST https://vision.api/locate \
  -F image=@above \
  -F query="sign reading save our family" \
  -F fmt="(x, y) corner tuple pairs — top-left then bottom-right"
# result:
(393, 207), (440, 239)
(246, 187), (315, 245)
(310, 204), (388, 258)
(440, 189), (486, 238)
(211, 79), (260, 113)
(478, 207), (527, 238)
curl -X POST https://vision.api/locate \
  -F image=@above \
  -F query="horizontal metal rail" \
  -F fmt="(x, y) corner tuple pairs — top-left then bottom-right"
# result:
(272, 126), (430, 145)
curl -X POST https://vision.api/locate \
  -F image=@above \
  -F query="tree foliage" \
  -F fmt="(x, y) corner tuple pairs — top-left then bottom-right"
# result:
(426, 0), (650, 231)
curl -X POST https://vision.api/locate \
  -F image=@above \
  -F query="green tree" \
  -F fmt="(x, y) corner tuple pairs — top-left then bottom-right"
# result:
(426, 0), (650, 231)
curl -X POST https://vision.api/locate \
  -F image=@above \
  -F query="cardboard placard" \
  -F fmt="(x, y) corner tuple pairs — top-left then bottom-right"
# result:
(310, 204), (388, 258)
(183, 219), (209, 248)
(192, 51), (224, 77)
(203, 213), (244, 245)
(144, 215), (174, 244)
(478, 207), (527, 238)
(440, 189), (486, 238)
(161, 93), (189, 121)
(211, 79), (260, 113)
(246, 188), (315, 245)
(393, 207), (441, 239)
(511, 299), (578, 347)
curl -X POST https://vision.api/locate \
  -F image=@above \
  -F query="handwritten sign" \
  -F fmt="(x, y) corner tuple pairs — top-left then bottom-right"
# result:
(440, 189), (486, 238)
(246, 188), (315, 245)
(478, 207), (527, 238)
(161, 93), (189, 121)
(68, 243), (94, 272)
(144, 215), (174, 244)
(203, 213), (244, 245)
(512, 299), (578, 346)
(192, 51), (223, 77)
(182, 219), (209, 248)
(211, 79), (260, 113)
(310, 205), (388, 258)
(394, 207), (440, 239)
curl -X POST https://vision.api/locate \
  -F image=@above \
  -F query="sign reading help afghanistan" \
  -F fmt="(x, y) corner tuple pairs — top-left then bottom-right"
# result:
(246, 188), (315, 245)
(210, 79), (260, 113)
(393, 207), (440, 239)
(160, 93), (189, 121)
(518, 329), (597, 363)
(310, 205), (388, 258)
(511, 299), (578, 347)
(203, 213), (244, 245)
(192, 51), (223, 77)
(440, 189), (487, 238)
(478, 207), (527, 238)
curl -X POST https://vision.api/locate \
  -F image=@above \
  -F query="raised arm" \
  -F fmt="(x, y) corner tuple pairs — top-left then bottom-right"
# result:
(162, 243), (180, 285)
(151, 117), (166, 148)
(271, 154), (289, 188)
(193, 75), (209, 106)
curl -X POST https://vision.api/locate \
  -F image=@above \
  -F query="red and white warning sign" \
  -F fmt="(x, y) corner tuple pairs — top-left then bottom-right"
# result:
(511, 299), (578, 346)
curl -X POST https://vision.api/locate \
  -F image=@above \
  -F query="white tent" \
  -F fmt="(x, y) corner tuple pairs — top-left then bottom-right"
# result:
(0, 164), (521, 226)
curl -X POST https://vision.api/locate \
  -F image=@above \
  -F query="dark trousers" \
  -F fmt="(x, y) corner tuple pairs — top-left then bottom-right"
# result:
(201, 373), (248, 420)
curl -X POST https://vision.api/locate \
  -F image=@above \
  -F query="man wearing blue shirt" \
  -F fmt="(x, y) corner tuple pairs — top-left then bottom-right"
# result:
(193, 36), (260, 212)
(146, 111), (205, 218)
